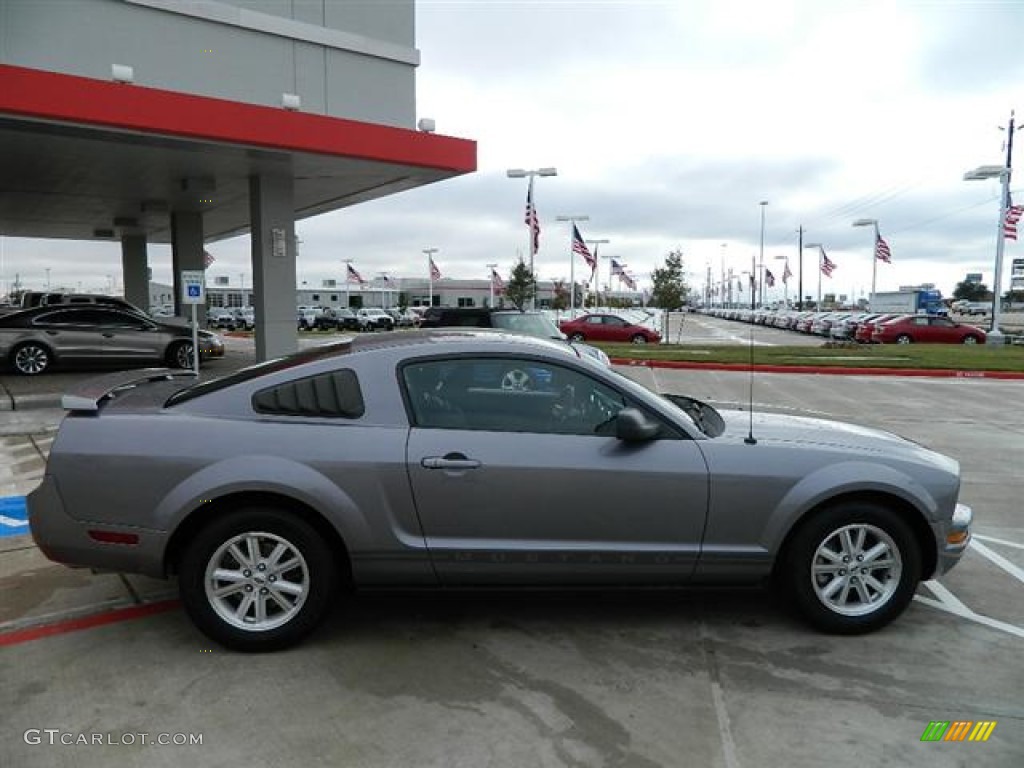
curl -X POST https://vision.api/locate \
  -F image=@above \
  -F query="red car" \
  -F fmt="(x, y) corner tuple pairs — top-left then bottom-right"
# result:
(559, 313), (661, 344)
(854, 313), (899, 343)
(871, 315), (987, 344)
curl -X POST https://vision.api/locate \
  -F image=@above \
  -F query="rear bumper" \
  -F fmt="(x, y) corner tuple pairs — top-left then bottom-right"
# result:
(28, 475), (170, 578)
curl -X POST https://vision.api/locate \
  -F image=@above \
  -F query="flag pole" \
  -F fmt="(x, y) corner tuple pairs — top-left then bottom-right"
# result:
(871, 222), (879, 308)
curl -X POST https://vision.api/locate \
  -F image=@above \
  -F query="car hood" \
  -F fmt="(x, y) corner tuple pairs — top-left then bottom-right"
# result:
(716, 408), (925, 455)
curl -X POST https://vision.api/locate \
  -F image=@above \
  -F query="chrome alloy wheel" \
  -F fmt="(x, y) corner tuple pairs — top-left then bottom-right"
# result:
(175, 342), (194, 369)
(14, 344), (49, 374)
(810, 524), (902, 617)
(205, 531), (310, 632)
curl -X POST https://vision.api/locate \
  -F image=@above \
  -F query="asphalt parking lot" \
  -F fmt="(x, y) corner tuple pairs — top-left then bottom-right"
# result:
(1, 324), (1022, 767)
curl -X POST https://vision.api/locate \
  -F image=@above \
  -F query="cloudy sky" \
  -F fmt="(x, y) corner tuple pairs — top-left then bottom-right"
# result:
(3, 0), (1024, 304)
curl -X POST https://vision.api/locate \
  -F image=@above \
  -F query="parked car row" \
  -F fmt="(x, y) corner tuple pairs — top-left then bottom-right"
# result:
(702, 307), (988, 344)
(298, 306), (423, 332)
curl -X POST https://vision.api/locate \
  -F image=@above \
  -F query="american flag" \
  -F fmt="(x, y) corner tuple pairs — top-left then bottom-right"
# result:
(610, 258), (626, 277)
(429, 257), (441, 281)
(491, 268), (505, 294)
(203, 250), (216, 268)
(875, 234), (892, 263)
(525, 177), (540, 256)
(782, 260), (793, 284)
(572, 224), (597, 271)
(765, 269), (776, 288)
(621, 273), (637, 291)
(1004, 197), (1023, 240)
(820, 248), (837, 277)
(347, 263), (365, 284)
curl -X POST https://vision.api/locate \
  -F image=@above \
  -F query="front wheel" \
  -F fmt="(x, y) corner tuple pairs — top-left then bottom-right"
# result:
(630, 333), (648, 344)
(781, 502), (920, 634)
(178, 507), (338, 652)
(11, 342), (52, 375)
(962, 335), (980, 344)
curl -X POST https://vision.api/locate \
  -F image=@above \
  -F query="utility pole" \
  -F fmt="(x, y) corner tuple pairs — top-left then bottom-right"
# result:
(797, 226), (804, 311)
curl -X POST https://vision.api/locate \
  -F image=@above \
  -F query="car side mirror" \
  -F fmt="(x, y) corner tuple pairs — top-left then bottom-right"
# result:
(615, 407), (660, 442)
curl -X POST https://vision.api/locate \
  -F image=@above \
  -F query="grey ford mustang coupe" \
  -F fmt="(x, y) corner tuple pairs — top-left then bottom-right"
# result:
(29, 331), (972, 651)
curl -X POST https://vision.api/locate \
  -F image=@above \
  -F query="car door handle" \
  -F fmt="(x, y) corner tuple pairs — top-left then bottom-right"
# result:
(421, 454), (481, 470)
(102, 332), (115, 338)
(45, 330), (59, 336)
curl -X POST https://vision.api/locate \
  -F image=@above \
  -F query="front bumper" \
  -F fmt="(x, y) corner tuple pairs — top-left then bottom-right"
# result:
(934, 502), (973, 576)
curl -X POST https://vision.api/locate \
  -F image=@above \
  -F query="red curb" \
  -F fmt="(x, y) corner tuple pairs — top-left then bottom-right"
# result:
(610, 358), (1024, 380)
(0, 599), (180, 647)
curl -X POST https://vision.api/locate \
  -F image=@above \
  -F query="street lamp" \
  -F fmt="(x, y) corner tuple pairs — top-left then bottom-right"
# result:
(507, 167), (557, 306)
(964, 165), (1011, 342)
(758, 201), (768, 308)
(852, 218), (880, 310)
(556, 214), (589, 315)
(804, 242), (824, 309)
(486, 262), (498, 308)
(423, 247), (439, 308)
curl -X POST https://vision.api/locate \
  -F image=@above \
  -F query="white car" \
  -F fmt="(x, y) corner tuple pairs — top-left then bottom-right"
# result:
(356, 307), (395, 331)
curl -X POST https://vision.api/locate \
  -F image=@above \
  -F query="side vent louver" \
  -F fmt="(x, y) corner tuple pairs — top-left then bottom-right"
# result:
(252, 369), (364, 418)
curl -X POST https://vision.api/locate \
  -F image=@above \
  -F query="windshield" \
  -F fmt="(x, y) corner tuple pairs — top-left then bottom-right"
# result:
(491, 312), (563, 339)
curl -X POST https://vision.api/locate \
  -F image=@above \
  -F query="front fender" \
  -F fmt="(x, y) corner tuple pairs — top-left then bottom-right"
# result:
(762, 460), (939, 552)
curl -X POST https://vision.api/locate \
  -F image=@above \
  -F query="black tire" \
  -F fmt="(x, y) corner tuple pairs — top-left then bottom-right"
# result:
(569, 332), (585, 343)
(167, 341), (194, 370)
(178, 507), (338, 652)
(630, 333), (648, 344)
(962, 335), (980, 345)
(11, 342), (52, 375)
(895, 334), (912, 344)
(781, 501), (921, 634)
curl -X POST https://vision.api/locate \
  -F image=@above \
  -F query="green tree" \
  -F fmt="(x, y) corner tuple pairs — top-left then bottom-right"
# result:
(650, 249), (689, 309)
(952, 281), (989, 301)
(551, 280), (569, 311)
(504, 262), (537, 310)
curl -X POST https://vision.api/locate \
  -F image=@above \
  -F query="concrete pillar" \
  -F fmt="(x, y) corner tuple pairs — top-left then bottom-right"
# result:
(120, 234), (150, 312)
(250, 173), (298, 361)
(171, 211), (206, 325)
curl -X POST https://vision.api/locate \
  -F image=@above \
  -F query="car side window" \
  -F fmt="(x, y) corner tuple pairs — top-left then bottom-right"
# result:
(403, 357), (671, 437)
(586, 316), (603, 325)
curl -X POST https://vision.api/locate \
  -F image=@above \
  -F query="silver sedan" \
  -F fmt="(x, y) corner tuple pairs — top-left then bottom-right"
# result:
(28, 331), (972, 651)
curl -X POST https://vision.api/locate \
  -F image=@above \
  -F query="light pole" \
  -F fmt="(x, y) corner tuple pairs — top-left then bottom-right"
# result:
(758, 201), (768, 308)
(964, 164), (1012, 342)
(423, 247), (438, 308)
(804, 242), (824, 309)
(486, 262), (498, 308)
(45, 267), (50, 291)
(507, 167), (557, 308)
(852, 218), (880, 309)
(555, 214), (589, 315)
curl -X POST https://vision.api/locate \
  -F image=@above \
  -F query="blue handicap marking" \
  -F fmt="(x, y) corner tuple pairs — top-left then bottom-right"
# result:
(187, 285), (201, 297)
(0, 495), (29, 538)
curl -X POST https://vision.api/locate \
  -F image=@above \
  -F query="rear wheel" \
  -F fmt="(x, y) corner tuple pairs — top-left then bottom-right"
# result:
(178, 507), (338, 652)
(167, 341), (195, 369)
(11, 342), (52, 375)
(895, 334), (912, 344)
(781, 501), (920, 634)
(569, 332), (585, 342)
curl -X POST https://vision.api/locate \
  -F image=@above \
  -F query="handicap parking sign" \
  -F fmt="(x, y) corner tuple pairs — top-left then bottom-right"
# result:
(181, 270), (205, 304)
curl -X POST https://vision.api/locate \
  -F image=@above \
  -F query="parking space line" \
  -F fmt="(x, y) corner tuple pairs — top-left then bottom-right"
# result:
(0, 599), (179, 647)
(968, 539), (1024, 586)
(916, 581), (1024, 640)
(973, 534), (1024, 552)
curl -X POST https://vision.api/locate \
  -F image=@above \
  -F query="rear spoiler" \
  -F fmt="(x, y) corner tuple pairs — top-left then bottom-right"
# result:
(62, 369), (198, 412)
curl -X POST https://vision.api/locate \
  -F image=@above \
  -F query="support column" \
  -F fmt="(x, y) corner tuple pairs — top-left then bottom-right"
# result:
(120, 234), (150, 312)
(171, 211), (206, 326)
(250, 173), (297, 361)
